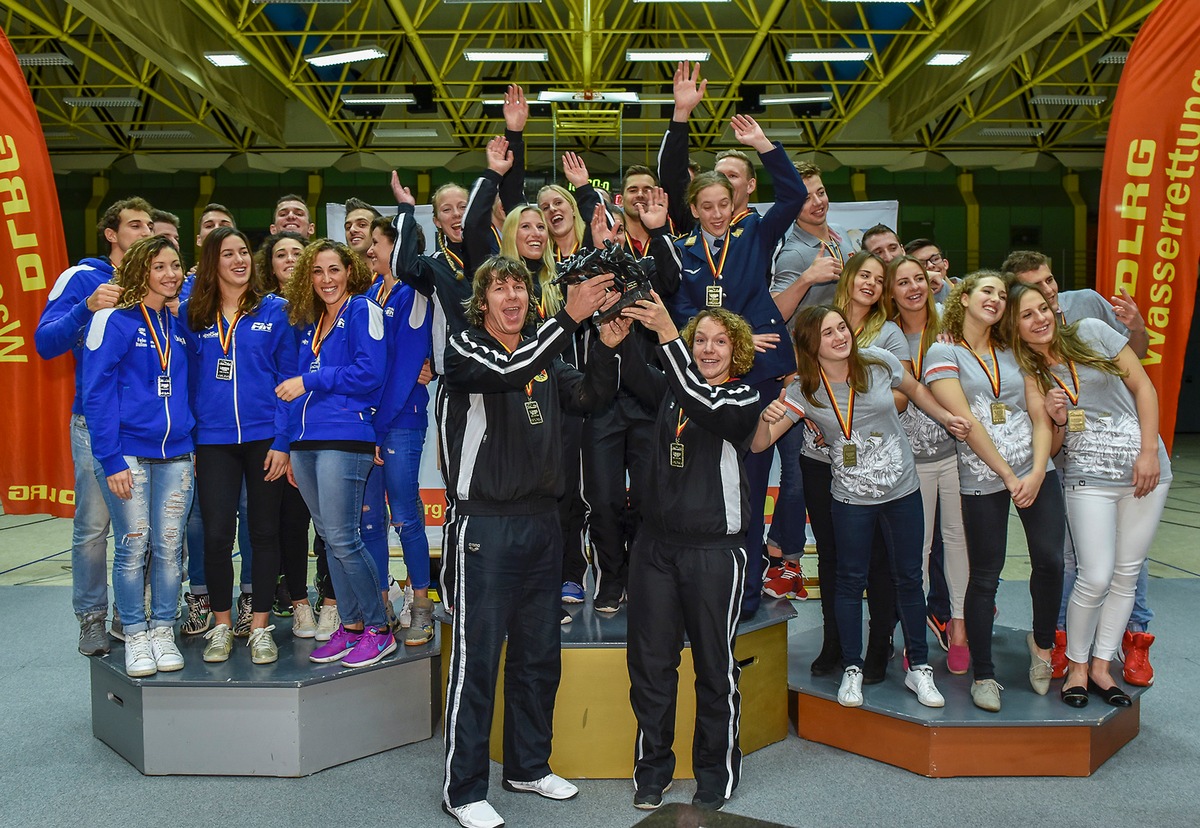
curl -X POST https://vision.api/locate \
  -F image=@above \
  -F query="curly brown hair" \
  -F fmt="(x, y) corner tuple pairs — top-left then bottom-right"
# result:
(680, 308), (756, 379)
(283, 239), (374, 327)
(937, 270), (1011, 349)
(253, 231), (307, 295)
(113, 235), (181, 309)
(464, 255), (537, 330)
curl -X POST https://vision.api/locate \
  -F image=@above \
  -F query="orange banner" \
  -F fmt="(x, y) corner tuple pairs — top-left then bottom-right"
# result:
(1095, 0), (1199, 453)
(0, 29), (74, 517)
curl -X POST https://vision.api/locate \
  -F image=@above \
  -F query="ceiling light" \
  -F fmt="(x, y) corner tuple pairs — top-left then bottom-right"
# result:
(374, 128), (441, 139)
(980, 127), (1045, 137)
(444, 0), (541, 4)
(824, 0), (916, 3)
(927, 51), (969, 66)
(64, 96), (141, 107)
(204, 52), (248, 67)
(627, 49), (710, 62)
(42, 131), (77, 140)
(341, 94), (416, 105)
(305, 46), (387, 68)
(1098, 51), (1128, 64)
(463, 49), (549, 62)
(538, 90), (640, 103)
(1029, 94), (1106, 106)
(759, 93), (833, 105)
(638, 95), (677, 104)
(126, 129), (195, 139)
(634, 0), (729, 4)
(16, 52), (73, 66)
(253, 1), (349, 4)
(787, 50), (872, 62)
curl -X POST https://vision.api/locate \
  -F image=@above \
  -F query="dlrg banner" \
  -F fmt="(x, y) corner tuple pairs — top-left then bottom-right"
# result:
(1095, 0), (1199, 453)
(0, 28), (74, 517)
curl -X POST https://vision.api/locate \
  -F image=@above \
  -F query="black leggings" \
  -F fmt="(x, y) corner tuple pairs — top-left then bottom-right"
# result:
(961, 477), (1065, 681)
(195, 440), (284, 615)
(279, 481), (312, 602)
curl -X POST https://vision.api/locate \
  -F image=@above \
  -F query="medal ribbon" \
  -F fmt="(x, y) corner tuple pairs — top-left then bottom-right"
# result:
(375, 279), (393, 307)
(962, 339), (1002, 399)
(311, 299), (350, 359)
(818, 366), (855, 440)
(675, 408), (689, 440)
(140, 303), (171, 372)
(439, 234), (465, 278)
(624, 231), (648, 260)
(732, 209), (752, 226)
(216, 311), (241, 357)
(702, 229), (731, 282)
(820, 237), (844, 266)
(553, 239), (580, 264)
(910, 318), (930, 379)
(500, 340), (536, 396)
(1050, 359), (1081, 406)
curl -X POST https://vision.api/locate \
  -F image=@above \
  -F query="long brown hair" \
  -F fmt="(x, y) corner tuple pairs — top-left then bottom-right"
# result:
(283, 240), (374, 327)
(188, 226), (263, 330)
(113, 235), (179, 308)
(882, 255), (940, 363)
(833, 250), (888, 346)
(791, 305), (887, 408)
(254, 231), (306, 295)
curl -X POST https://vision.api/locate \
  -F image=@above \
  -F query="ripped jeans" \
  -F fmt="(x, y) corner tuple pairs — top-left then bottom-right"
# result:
(99, 455), (194, 636)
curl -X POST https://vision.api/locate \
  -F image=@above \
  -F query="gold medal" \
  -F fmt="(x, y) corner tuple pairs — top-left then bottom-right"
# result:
(670, 441), (685, 468)
(842, 444), (857, 467)
(525, 400), (543, 425)
(1067, 409), (1086, 432)
(705, 284), (723, 307)
(990, 402), (1007, 424)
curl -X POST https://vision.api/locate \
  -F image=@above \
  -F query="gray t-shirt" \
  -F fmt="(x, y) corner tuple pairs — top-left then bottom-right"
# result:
(784, 347), (919, 505)
(1057, 289), (1127, 336)
(925, 341), (1045, 495)
(890, 321), (956, 463)
(1054, 319), (1171, 488)
(770, 222), (858, 327)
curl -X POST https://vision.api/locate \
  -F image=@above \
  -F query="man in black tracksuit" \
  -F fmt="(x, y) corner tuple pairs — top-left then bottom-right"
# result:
(439, 256), (630, 828)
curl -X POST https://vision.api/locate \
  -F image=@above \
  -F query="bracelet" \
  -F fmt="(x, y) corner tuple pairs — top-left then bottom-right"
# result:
(1052, 419), (1066, 429)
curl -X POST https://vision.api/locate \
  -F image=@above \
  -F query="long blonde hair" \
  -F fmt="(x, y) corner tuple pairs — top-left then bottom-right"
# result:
(500, 206), (561, 316)
(882, 255), (940, 364)
(536, 184), (585, 259)
(833, 249), (887, 345)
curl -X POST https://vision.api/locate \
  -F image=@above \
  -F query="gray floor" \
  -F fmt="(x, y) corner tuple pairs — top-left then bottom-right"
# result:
(4, 579), (1199, 828)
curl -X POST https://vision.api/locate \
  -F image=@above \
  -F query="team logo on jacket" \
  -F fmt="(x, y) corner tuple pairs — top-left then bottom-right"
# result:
(533, 369), (548, 383)
(250, 321), (273, 332)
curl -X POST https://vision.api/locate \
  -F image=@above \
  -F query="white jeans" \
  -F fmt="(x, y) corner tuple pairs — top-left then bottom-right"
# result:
(916, 454), (968, 618)
(1064, 481), (1171, 662)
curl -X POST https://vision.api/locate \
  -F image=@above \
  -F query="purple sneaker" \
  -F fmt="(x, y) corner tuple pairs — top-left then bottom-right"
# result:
(309, 625), (362, 664)
(342, 625), (397, 668)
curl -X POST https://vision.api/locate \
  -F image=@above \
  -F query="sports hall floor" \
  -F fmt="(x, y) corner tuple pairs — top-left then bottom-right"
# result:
(1, 435), (1198, 827)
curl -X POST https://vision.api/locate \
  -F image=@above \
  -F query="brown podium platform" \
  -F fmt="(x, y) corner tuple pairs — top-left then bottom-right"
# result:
(439, 598), (796, 779)
(789, 624), (1145, 777)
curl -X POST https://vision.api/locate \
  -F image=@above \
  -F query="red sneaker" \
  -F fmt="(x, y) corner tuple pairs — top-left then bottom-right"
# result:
(1122, 630), (1155, 686)
(1051, 629), (1068, 680)
(763, 559), (808, 600)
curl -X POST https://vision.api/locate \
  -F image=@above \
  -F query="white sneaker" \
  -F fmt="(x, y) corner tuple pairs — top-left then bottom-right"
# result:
(905, 664), (945, 708)
(125, 631), (157, 677)
(398, 585), (414, 629)
(315, 604), (341, 642)
(442, 799), (504, 828)
(149, 626), (184, 672)
(503, 772), (579, 800)
(291, 602), (317, 638)
(838, 666), (864, 708)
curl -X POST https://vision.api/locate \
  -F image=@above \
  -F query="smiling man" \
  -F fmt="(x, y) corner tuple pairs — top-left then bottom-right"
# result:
(343, 197), (382, 257)
(270, 194), (316, 238)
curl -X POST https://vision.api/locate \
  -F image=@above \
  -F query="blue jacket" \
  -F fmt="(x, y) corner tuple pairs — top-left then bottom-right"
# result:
(291, 293), (386, 444)
(369, 275), (432, 442)
(35, 257), (114, 415)
(667, 142), (806, 385)
(180, 293), (297, 452)
(82, 304), (195, 476)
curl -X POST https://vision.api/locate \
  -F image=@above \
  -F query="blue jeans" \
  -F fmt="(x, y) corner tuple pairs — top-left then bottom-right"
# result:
(766, 420), (806, 558)
(70, 415), (111, 616)
(382, 426), (431, 590)
(292, 449), (385, 628)
(98, 456), (193, 635)
(362, 462), (389, 587)
(831, 490), (928, 668)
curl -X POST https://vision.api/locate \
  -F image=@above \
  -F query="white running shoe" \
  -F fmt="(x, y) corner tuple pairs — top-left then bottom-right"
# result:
(502, 772), (579, 800)
(149, 626), (184, 672)
(905, 664), (945, 708)
(314, 604), (341, 642)
(838, 666), (864, 708)
(442, 799), (504, 828)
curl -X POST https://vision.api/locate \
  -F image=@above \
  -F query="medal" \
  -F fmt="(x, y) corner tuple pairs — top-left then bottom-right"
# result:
(963, 339), (1005, 426)
(990, 402), (1007, 424)
(819, 367), (857, 467)
(670, 441), (685, 468)
(215, 310), (241, 381)
(705, 284), (723, 307)
(157, 375), (172, 398)
(842, 444), (857, 467)
(140, 303), (173, 398)
(525, 400), (543, 425)
(215, 358), (234, 381)
(1051, 360), (1085, 433)
(1067, 409), (1086, 432)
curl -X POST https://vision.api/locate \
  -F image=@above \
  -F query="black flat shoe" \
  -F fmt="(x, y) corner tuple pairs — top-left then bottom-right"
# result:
(1088, 679), (1132, 707)
(862, 644), (888, 685)
(810, 639), (842, 676)
(1061, 684), (1089, 708)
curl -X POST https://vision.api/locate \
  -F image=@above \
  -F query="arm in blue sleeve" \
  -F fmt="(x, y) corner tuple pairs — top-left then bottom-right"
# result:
(271, 308), (299, 453)
(757, 143), (809, 250)
(82, 312), (131, 477)
(35, 269), (96, 360)
(306, 298), (386, 398)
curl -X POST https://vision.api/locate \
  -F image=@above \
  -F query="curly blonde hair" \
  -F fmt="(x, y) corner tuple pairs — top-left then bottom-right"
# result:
(283, 239), (374, 327)
(938, 270), (1011, 349)
(681, 308), (756, 378)
(113, 235), (181, 308)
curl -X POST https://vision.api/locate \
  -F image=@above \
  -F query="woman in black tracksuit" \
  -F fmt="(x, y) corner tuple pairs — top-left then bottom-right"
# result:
(619, 296), (761, 814)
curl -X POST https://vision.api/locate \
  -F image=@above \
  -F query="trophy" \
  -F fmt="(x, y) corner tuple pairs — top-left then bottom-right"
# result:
(553, 241), (653, 325)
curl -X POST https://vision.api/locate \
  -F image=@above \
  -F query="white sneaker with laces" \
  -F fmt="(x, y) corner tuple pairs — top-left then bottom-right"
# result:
(442, 799), (504, 828)
(125, 631), (157, 677)
(838, 666), (864, 708)
(149, 626), (184, 672)
(502, 772), (579, 800)
(291, 602), (317, 638)
(905, 664), (945, 708)
(315, 604), (341, 642)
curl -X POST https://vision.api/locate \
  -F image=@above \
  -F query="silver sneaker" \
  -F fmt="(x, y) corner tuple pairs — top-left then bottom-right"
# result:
(124, 631), (156, 677)
(202, 623), (234, 663)
(291, 602), (318, 638)
(404, 595), (434, 646)
(248, 625), (278, 664)
(150, 626), (185, 672)
(78, 611), (110, 656)
(314, 604), (341, 642)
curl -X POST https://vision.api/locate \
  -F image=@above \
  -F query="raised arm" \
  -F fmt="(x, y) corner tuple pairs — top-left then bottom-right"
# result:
(499, 85), (528, 212)
(658, 61), (705, 233)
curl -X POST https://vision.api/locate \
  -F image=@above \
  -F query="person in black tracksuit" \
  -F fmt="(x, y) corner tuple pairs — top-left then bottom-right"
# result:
(618, 296), (761, 814)
(439, 256), (631, 828)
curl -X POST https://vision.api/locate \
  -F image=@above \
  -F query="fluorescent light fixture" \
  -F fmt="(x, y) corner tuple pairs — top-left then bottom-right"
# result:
(538, 90), (640, 103)
(787, 49), (871, 62)
(1098, 51), (1128, 64)
(341, 94), (417, 105)
(759, 93), (833, 105)
(627, 49), (710, 62)
(42, 131), (77, 139)
(634, 0), (729, 3)
(204, 52), (248, 67)
(980, 127), (1045, 137)
(927, 51), (969, 66)
(305, 46), (387, 68)
(1029, 94), (1106, 106)
(444, 0), (541, 3)
(16, 52), (73, 66)
(638, 95), (677, 104)
(64, 96), (141, 107)
(126, 129), (195, 139)
(374, 128), (441, 139)
(463, 49), (549, 62)
(253, 1), (348, 4)
(824, 0), (915, 3)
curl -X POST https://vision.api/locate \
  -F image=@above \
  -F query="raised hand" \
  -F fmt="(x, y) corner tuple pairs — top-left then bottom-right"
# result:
(673, 61), (706, 120)
(590, 203), (620, 248)
(621, 291), (679, 343)
(730, 114), (772, 152)
(640, 186), (669, 230)
(563, 151), (590, 188)
(391, 170), (415, 206)
(598, 314), (633, 348)
(503, 84), (529, 132)
(486, 135), (513, 175)
(760, 388), (795, 425)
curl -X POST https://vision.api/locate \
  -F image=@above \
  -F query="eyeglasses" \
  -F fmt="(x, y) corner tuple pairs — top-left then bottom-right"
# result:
(919, 253), (944, 268)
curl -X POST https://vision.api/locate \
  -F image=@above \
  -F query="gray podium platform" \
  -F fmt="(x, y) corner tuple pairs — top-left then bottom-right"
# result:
(788, 623), (1147, 776)
(91, 618), (439, 776)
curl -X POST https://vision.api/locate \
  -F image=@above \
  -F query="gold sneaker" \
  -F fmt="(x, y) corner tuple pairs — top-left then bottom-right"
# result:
(202, 623), (234, 663)
(248, 625), (278, 665)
